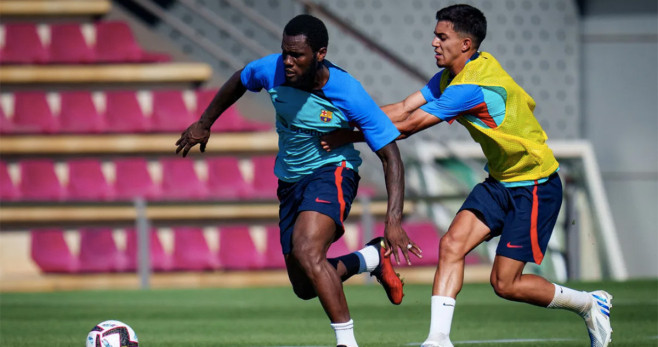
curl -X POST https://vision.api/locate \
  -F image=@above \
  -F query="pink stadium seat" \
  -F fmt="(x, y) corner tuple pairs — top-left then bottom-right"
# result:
(94, 21), (169, 63)
(206, 157), (253, 199)
(78, 227), (127, 272)
(0, 106), (13, 134)
(399, 221), (441, 267)
(0, 161), (19, 201)
(105, 91), (150, 133)
(0, 23), (48, 64)
(151, 90), (196, 132)
(263, 225), (286, 269)
(218, 225), (264, 270)
(160, 157), (207, 200)
(19, 159), (65, 201)
(196, 89), (271, 132)
(49, 23), (95, 63)
(125, 228), (172, 272)
(250, 156), (279, 199)
(327, 236), (354, 259)
(30, 229), (79, 273)
(113, 158), (161, 200)
(59, 91), (106, 133)
(67, 159), (114, 200)
(172, 227), (218, 271)
(12, 92), (59, 133)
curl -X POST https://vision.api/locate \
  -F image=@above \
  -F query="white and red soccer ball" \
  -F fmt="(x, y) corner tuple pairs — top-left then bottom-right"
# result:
(86, 320), (138, 347)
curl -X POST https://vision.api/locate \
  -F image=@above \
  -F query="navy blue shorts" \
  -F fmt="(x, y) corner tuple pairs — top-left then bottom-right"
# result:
(277, 163), (360, 255)
(459, 172), (562, 264)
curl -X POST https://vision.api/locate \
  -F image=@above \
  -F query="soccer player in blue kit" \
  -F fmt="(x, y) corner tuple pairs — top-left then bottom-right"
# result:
(175, 14), (422, 347)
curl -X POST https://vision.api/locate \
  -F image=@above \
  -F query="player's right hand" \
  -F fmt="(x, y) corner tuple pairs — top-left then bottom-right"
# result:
(175, 121), (210, 157)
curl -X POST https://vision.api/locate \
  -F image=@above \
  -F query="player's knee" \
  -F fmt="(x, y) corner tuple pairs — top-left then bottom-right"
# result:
(490, 275), (516, 300)
(291, 283), (317, 300)
(292, 245), (324, 273)
(439, 233), (463, 260)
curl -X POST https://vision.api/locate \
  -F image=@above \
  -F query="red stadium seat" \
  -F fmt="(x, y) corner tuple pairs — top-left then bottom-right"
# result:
(105, 91), (150, 133)
(0, 23), (48, 64)
(124, 228), (173, 272)
(12, 92), (59, 133)
(196, 89), (271, 132)
(206, 157), (254, 199)
(151, 90), (196, 132)
(94, 21), (169, 63)
(0, 105), (13, 134)
(160, 158), (207, 200)
(0, 161), (20, 201)
(49, 23), (95, 63)
(78, 227), (128, 272)
(172, 227), (218, 271)
(218, 225), (264, 270)
(59, 91), (106, 133)
(113, 158), (161, 200)
(263, 225), (286, 269)
(19, 159), (65, 201)
(250, 155), (279, 199)
(66, 159), (114, 201)
(30, 229), (79, 273)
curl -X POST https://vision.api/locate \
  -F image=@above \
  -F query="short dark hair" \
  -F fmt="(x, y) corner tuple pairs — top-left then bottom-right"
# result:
(436, 4), (487, 49)
(283, 14), (329, 53)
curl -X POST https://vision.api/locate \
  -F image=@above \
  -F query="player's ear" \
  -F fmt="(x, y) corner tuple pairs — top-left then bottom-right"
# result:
(461, 37), (472, 53)
(315, 47), (327, 62)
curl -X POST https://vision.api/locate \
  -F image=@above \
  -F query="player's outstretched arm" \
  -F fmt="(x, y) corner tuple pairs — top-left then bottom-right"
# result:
(175, 69), (247, 157)
(375, 141), (422, 265)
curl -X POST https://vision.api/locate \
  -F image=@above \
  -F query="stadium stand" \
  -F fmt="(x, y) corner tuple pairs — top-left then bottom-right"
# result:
(104, 90), (150, 133)
(250, 155), (279, 199)
(0, 0), (111, 17)
(18, 159), (65, 201)
(124, 227), (173, 272)
(30, 228), (79, 273)
(159, 157), (208, 200)
(59, 91), (106, 133)
(218, 225), (265, 270)
(66, 158), (114, 201)
(151, 90), (197, 132)
(0, 23), (49, 64)
(263, 225), (287, 270)
(49, 23), (96, 64)
(78, 227), (127, 272)
(113, 157), (161, 201)
(172, 226), (218, 271)
(94, 21), (170, 63)
(0, 160), (19, 201)
(205, 156), (255, 200)
(12, 91), (58, 133)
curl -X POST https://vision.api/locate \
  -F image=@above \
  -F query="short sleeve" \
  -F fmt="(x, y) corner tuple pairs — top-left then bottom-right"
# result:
(240, 54), (284, 92)
(420, 71), (444, 102)
(420, 84), (484, 123)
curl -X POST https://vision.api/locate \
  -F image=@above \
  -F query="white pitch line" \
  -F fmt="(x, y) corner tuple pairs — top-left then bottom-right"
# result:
(406, 338), (577, 345)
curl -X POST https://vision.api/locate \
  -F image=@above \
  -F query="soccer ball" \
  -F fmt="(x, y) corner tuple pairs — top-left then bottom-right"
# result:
(86, 320), (139, 347)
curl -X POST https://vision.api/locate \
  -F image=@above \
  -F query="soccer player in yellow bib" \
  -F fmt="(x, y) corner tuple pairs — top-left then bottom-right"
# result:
(322, 4), (612, 347)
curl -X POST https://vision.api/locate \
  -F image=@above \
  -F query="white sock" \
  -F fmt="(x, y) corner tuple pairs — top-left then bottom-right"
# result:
(331, 319), (358, 347)
(425, 296), (455, 342)
(356, 244), (380, 273)
(547, 283), (592, 316)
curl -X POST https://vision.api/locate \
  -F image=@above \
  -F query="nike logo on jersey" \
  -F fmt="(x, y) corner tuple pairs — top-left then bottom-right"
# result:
(315, 197), (331, 204)
(506, 242), (523, 249)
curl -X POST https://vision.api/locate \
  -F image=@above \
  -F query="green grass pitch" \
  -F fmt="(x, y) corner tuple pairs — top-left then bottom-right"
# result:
(1, 279), (656, 346)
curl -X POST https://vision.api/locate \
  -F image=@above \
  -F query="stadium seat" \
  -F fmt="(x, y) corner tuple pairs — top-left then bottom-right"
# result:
(263, 225), (286, 269)
(104, 91), (150, 133)
(113, 158), (161, 200)
(78, 227), (128, 272)
(19, 159), (66, 201)
(66, 159), (114, 201)
(0, 161), (20, 201)
(12, 92), (59, 133)
(250, 155), (279, 199)
(196, 89), (271, 132)
(0, 23), (49, 64)
(0, 106), (13, 134)
(94, 21), (169, 63)
(30, 229), (79, 273)
(205, 156), (254, 199)
(160, 158), (207, 200)
(172, 227), (218, 271)
(59, 91), (106, 133)
(150, 90), (196, 132)
(124, 228), (173, 272)
(398, 221), (441, 267)
(327, 236), (354, 259)
(218, 225), (265, 270)
(49, 23), (95, 64)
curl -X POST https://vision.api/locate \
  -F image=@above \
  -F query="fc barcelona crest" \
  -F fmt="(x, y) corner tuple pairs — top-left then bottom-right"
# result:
(320, 110), (333, 123)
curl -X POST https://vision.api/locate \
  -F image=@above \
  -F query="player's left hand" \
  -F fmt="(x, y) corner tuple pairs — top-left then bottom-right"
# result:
(320, 128), (357, 151)
(383, 222), (422, 265)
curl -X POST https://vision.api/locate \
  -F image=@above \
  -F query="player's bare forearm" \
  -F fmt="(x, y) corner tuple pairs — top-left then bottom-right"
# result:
(320, 128), (364, 151)
(198, 69), (248, 128)
(375, 141), (422, 264)
(176, 69), (247, 157)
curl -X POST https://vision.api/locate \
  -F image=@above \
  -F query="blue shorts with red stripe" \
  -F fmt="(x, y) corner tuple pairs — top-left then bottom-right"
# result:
(276, 163), (360, 255)
(459, 172), (562, 264)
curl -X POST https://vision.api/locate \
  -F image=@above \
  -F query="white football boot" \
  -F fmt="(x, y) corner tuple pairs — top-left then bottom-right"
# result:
(583, 290), (613, 347)
(421, 333), (454, 347)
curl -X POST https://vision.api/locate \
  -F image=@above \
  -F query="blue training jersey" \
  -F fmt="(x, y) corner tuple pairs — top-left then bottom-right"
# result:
(241, 54), (400, 182)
